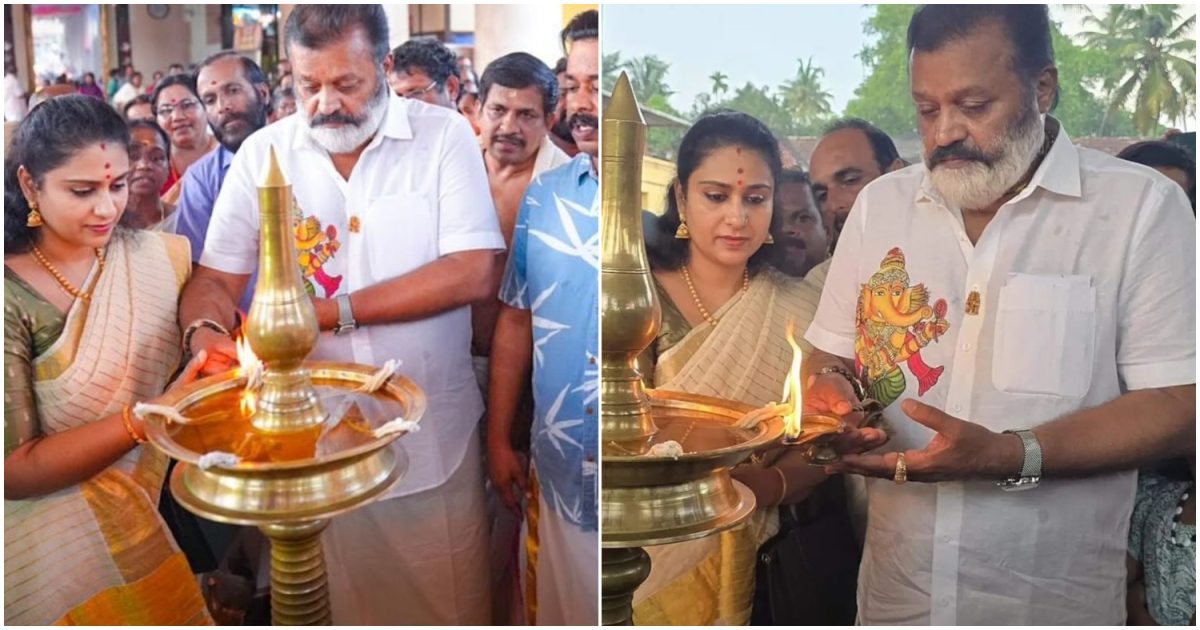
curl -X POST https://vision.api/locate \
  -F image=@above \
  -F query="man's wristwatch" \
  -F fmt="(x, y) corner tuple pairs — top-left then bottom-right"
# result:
(334, 294), (358, 335)
(998, 429), (1042, 491)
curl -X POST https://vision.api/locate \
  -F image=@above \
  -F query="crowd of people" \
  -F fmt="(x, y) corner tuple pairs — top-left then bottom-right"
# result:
(634, 4), (1195, 626)
(4, 5), (598, 626)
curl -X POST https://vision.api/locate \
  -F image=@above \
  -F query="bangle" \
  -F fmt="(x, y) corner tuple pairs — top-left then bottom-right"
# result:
(818, 365), (865, 401)
(773, 466), (788, 506)
(182, 318), (231, 355)
(122, 405), (146, 445)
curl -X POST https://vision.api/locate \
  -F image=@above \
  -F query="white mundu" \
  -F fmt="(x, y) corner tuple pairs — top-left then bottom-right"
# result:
(203, 93), (504, 624)
(806, 122), (1196, 625)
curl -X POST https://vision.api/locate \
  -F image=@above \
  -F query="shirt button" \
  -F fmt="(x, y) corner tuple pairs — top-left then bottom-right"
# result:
(953, 404), (962, 412)
(586, 406), (594, 415)
(939, 534), (951, 543)
(588, 356), (596, 365)
(961, 343), (971, 351)
(938, 597), (950, 608)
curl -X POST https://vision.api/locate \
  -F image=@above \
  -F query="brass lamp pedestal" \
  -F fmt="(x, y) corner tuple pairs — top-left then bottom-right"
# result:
(599, 75), (784, 626)
(145, 149), (425, 625)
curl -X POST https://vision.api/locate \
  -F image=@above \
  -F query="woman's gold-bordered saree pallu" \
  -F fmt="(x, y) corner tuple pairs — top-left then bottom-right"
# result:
(4, 232), (212, 625)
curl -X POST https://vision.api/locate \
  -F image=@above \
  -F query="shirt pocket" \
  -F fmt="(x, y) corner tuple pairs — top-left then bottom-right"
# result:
(991, 273), (1096, 398)
(365, 192), (437, 282)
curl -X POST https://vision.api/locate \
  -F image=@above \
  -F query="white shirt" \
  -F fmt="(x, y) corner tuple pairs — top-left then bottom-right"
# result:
(4, 73), (26, 122)
(806, 123), (1196, 625)
(112, 81), (140, 112)
(532, 131), (572, 174)
(202, 94), (504, 500)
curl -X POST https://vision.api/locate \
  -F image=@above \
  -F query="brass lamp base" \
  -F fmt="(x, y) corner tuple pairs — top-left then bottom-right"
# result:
(600, 390), (783, 625)
(145, 362), (424, 625)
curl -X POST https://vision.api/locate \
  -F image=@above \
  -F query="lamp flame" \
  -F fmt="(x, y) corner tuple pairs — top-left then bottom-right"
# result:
(780, 320), (803, 441)
(235, 334), (263, 417)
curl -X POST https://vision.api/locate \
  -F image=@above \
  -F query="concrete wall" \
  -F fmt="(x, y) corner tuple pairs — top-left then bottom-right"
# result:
(129, 4), (191, 76)
(473, 5), (562, 73)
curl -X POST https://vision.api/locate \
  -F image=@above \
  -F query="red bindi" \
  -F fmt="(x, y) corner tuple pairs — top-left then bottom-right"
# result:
(104, 163), (110, 169)
(737, 180), (743, 186)
(99, 143), (106, 150)
(735, 147), (742, 154)
(737, 167), (744, 174)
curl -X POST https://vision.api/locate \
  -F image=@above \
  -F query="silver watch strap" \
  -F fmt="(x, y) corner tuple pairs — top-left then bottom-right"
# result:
(1005, 429), (1043, 478)
(336, 294), (355, 329)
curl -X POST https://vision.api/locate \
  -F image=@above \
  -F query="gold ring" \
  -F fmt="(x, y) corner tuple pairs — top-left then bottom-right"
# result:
(893, 452), (908, 484)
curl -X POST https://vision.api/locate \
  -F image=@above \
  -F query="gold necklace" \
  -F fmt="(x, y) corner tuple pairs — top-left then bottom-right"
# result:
(30, 245), (106, 301)
(680, 264), (750, 325)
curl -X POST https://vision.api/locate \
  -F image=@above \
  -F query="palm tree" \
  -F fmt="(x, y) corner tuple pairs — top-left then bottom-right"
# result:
(778, 57), (834, 130)
(709, 71), (729, 97)
(602, 51), (623, 93)
(1079, 4), (1196, 134)
(623, 55), (674, 104)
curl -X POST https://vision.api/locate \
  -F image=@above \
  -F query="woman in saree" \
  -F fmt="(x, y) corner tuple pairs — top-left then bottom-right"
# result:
(4, 95), (211, 625)
(633, 111), (837, 625)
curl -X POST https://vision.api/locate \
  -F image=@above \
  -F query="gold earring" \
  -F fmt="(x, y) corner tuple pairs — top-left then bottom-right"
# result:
(765, 232), (775, 244)
(674, 218), (690, 240)
(26, 201), (43, 228)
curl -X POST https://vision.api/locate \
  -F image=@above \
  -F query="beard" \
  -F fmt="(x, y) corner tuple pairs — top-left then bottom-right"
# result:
(212, 97), (268, 153)
(299, 74), (388, 155)
(925, 99), (1045, 211)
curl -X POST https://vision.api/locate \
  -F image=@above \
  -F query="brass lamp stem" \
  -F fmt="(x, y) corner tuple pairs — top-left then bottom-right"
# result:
(600, 73), (659, 451)
(601, 547), (651, 626)
(246, 146), (326, 433)
(260, 520), (333, 625)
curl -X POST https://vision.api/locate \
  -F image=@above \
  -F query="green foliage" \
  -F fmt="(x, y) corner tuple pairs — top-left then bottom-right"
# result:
(843, 4), (1160, 138)
(844, 4), (919, 138)
(1079, 4), (1195, 134)
(602, 52), (622, 93)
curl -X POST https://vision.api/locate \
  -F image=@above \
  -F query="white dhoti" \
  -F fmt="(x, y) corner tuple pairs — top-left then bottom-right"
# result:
(520, 473), (598, 626)
(323, 430), (491, 625)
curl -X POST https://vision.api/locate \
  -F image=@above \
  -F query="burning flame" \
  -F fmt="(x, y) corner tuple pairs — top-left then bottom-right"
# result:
(780, 320), (803, 440)
(235, 334), (263, 417)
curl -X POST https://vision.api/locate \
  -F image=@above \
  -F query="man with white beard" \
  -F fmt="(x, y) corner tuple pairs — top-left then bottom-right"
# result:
(178, 5), (502, 624)
(802, 5), (1195, 625)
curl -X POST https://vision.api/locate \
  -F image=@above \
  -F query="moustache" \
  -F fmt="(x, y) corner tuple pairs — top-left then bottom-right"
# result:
(218, 110), (255, 133)
(492, 133), (525, 147)
(310, 111), (363, 128)
(568, 112), (598, 131)
(928, 141), (993, 168)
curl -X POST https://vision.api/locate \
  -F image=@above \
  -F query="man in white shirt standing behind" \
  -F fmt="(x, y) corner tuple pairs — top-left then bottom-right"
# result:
(803, 5), (1195, 625)
(179, 5), (503, 625)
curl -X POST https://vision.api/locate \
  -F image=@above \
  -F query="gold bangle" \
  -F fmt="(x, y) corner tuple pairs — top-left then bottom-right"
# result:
(122, 405), (146, 445)
(773, 466), (788, 505)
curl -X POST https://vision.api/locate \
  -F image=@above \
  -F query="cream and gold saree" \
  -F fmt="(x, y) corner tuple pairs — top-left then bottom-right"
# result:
(4, 232), (211, 625)
(633, 268), (816, 626)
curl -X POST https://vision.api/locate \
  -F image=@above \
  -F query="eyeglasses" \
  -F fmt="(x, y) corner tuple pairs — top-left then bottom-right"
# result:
(400, 81), (441, 99)
(155, 99), (200, 118)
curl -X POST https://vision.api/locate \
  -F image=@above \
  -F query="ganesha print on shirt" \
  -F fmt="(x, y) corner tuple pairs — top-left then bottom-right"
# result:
(290, 196), (344, 298)
(855, 247), (950, 407)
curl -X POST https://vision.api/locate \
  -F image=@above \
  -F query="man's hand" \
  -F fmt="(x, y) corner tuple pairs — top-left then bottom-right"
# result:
(488, 438), (527, 513)
(825, 399), (1023, 482)
(191, 328), (239, 376)
(311, 297), (337, 331)
(804, 372), (888, 454)
(803, 372), (858, 418)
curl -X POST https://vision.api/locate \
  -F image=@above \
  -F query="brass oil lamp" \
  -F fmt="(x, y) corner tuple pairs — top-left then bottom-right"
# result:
(600, 73), (843, 625)
(143, 148), (423, 625)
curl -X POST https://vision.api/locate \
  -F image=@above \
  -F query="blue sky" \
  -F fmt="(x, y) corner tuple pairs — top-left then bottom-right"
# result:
(601, 4), (1195, 117)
